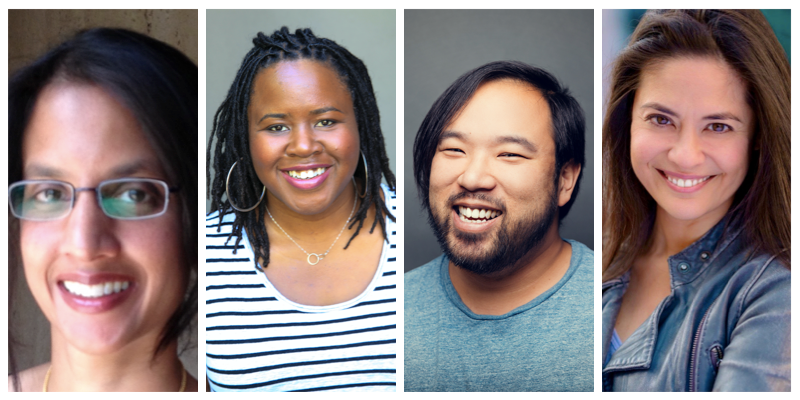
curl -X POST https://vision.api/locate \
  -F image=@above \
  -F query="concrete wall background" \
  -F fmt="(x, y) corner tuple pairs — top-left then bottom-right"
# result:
(8, 9), (198, 76)
(7, 9), (198, 379)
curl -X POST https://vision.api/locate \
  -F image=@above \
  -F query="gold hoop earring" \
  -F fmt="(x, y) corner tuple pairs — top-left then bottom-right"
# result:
(359, 152), (369, 198)
(226, 160), (265, 212)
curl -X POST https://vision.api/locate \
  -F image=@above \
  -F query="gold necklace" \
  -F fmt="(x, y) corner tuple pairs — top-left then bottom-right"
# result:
(43, 365), (187, 392)
(266, 180), (357, 265)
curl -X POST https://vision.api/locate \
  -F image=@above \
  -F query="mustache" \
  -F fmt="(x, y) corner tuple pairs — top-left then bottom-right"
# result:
(446, 191), (507, 213)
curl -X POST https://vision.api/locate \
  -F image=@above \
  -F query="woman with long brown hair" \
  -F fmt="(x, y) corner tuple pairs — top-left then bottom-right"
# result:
(602, 10), (789, 391)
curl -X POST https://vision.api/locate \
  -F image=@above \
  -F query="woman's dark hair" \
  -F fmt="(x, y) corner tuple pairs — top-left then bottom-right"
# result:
(602, 10), (790, 281)
(8, 27), (198, 381)
(413, 60), (585, 221)
(207, 27), (395, 269)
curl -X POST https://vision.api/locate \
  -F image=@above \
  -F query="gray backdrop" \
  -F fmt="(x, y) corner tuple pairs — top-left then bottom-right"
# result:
(206, 10), (396, 213)
(404, 10), (594, 272)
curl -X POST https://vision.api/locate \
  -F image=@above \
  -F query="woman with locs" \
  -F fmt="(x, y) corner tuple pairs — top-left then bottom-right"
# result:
(205, 27), (397, 392)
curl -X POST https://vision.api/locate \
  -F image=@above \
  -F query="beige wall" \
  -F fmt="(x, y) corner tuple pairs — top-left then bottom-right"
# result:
(8, 9), (198, 76)
(7, 9), (198, 379)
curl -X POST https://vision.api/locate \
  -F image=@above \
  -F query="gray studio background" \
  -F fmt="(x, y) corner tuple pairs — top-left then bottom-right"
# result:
(206, 10), (396, 213)
(404, 10), (594, 272)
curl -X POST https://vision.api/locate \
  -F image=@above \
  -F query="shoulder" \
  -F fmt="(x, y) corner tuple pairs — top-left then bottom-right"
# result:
(11, 363), (49, 392)
(733, 251), (790, 311)
(381, 183), (397, 214)
(405, 255), (446, 300)
(564, 239), (594, 282)
(205, 209), (237, 234)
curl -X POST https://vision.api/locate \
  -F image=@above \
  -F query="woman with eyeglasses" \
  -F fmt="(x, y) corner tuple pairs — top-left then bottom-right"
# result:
(7, 28), (198, 391)
(205, 27), (397, 392)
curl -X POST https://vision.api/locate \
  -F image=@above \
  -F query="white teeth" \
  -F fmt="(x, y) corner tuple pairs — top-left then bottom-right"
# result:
(63, 280), (131, 298)
(667, 175), (710, 188)
(287, 167), (326, 180)
(458, 206), (501, 223)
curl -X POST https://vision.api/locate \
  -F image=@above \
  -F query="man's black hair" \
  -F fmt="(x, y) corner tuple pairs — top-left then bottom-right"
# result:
(207, 27), (395, 270)
(412, 60), (585, 220)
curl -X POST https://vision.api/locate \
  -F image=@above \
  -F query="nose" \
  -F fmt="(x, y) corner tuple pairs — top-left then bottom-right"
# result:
(285, 124), (323, 158)
(456, 152), (497, 192)
(59, 191), (120, 261)
(667, 128), (705, 170)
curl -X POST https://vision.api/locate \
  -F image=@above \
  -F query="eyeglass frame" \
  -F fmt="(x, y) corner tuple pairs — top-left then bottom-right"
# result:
(8, 178), (180, 221)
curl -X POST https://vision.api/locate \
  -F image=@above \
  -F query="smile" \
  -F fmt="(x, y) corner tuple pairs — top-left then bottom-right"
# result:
(286, 167), (327, 180)
(665, 175), (711, 188)
(457, 206), (502, 223)
(660, 170), (714, 189)
(62, 280), (131, 298)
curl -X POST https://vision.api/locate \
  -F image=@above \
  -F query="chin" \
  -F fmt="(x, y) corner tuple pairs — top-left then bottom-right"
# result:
(658, 201), (727, 222)
(55, 319), (136, 354)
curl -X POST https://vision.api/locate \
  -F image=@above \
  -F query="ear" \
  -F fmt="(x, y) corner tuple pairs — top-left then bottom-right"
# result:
(557, 160), (581, 207)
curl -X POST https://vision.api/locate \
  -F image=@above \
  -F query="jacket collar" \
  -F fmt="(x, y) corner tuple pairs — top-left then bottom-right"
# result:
(602, 214), (744, 373)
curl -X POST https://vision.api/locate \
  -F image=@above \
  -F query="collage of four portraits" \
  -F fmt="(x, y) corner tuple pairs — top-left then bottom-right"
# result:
(6, 8), (792, 392)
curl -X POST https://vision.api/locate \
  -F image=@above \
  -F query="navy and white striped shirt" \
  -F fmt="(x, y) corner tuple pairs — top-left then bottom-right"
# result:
(205, 185), (397, 392)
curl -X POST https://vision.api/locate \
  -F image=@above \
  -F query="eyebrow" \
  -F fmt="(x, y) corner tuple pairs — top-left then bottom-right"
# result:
(257, 107), (344, 124)
(439, 131), (538, 153)
(24, 160), (157, 180)
(494, 135), (537, 153)
(640, 102), (743, 123)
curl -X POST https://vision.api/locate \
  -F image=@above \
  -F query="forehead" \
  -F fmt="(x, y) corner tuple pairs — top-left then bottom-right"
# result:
(636, 57), (750, 112)
(22, 83), (162, 179)
(444, 79), (553, 147)
(249, 59), (352, 109)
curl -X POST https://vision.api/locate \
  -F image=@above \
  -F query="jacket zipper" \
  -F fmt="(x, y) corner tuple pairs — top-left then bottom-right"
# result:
(689, 307), (712, 392)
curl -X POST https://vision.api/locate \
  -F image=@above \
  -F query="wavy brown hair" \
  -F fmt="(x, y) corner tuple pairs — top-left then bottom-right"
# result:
(602, 10), (790, 281)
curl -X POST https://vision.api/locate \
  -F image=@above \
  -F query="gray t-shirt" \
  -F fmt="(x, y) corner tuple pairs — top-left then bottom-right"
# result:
(404, 239), (594, 391)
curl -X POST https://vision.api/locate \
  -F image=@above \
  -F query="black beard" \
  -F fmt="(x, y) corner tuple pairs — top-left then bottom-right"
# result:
(427, 187), (558, 276)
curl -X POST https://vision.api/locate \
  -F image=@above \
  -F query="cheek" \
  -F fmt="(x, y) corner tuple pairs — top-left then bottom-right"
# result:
(629, 130), (662, 178)
(719, 139), (751, 182)
(429, 155), (457, 195)
(19, 223), (55, 300)
(249, 136), (284, 180)
(133, 214), (188, 307)
(330, 126), (360, 169)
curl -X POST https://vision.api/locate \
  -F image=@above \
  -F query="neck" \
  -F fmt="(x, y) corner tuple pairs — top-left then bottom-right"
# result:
(448, 221), (572, 315)
(264, 180), (360, 240)
(47, 330), (184, 391)
(647, 203), (730, 258)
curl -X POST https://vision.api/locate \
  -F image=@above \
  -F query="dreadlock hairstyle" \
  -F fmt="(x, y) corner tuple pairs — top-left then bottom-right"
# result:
(207, 27), (396, 270)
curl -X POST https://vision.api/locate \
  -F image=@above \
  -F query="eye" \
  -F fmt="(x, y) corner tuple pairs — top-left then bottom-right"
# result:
(442, 147), (465, 154)
(647, 114), (673, 127)
(314, 119), (336, 128)
(34, 187), (67, 203)
(267, 124), (289, 132)
(119, 188), (149, 203)
(499, 153), (525, 159)
(707, 123), (732, 133)
(103, 181), (163, 205)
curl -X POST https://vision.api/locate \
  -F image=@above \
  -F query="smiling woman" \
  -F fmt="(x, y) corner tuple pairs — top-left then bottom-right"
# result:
(7, 28), (198, 392)
(602, 10), (790, 392)
(205, 27), (397, 392)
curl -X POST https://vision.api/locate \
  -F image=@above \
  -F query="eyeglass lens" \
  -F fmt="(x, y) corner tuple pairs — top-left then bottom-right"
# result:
(9, 179), (169, 220)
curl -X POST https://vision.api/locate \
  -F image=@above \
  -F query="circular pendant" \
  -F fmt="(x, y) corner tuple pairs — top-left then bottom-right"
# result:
(307, 253), (321, 265)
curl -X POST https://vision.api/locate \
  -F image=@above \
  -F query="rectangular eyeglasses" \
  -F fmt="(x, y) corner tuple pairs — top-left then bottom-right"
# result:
(8, 178), (179, 221)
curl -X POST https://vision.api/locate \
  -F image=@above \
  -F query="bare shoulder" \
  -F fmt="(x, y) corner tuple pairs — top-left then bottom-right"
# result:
(10, 363), (49, 392)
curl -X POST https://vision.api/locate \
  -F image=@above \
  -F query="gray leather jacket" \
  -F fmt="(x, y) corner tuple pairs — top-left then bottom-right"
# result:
(602, 218), (790, 391)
